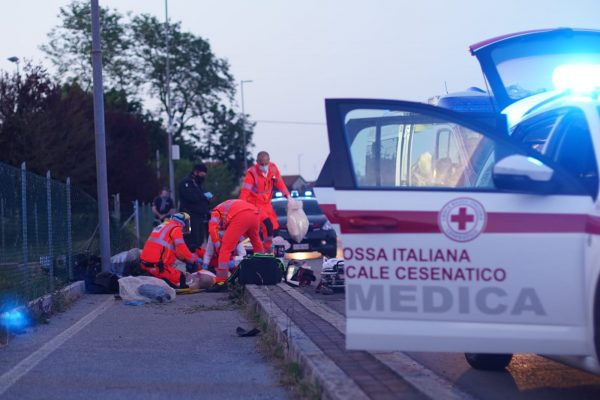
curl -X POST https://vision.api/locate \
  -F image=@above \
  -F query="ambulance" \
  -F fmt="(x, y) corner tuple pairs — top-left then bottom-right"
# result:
(314, 28), (600, 373)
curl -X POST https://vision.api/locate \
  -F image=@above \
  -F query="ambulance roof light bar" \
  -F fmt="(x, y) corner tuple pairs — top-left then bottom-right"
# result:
(553, 63), (600, 93)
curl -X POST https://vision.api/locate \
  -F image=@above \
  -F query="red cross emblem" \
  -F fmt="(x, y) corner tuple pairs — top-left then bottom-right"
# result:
(450, 207), (474, 231)
(439, 198), (486, 242)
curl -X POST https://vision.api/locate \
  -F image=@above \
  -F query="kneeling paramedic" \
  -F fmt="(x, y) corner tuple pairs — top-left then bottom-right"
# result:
(207, 199), (264, 291)
(140, 212), (199, 288)
(201, 234), (246, 272)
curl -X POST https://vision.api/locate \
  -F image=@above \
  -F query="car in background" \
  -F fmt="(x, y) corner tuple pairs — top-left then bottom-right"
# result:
(271, 191), (337, 258)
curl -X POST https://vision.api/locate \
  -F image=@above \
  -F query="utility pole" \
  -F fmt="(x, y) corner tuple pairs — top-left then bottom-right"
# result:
(90, 0), (112, 272)
(240, 79), (253, 171)
(165, 0), (176, 201)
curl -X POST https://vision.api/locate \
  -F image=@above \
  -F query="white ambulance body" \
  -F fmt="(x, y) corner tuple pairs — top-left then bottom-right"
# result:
(314, 28), (600, 373)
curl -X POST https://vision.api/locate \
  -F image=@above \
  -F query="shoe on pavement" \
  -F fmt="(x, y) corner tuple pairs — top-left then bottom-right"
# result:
(206, 282), (228, 293)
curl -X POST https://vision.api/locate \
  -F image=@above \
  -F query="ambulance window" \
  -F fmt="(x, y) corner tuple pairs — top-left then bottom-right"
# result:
(349, 126), (377, 187)
(380, 124), (401, 186)
(549, 110), (598, 197)
(344, 108), (504, 189)
(512, 109), (567, 153)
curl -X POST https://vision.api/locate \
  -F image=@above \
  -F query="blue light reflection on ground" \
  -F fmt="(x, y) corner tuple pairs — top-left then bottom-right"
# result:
(0, 309), (30, 331)
(0, 295), (31, 332)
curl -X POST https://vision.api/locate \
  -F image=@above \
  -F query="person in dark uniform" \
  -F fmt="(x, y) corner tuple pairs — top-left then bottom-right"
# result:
(178, 163), (212, 252)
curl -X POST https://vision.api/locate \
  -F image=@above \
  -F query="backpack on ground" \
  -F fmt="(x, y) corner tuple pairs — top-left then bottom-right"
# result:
(230, 253), (285, 285)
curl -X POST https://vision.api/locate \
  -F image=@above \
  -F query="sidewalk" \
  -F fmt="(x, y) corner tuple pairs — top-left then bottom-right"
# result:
(0, 290), (290, 400)
(245, 283), (475, 400)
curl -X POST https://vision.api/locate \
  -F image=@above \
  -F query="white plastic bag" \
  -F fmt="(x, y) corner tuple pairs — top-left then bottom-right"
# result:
(287, 199), (309, 243)
(186, 270), (216, 289)
(118, 275), (176, 302)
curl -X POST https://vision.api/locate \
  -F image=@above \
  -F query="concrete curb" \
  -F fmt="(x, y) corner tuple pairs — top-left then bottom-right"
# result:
(244, 284), (369, 400)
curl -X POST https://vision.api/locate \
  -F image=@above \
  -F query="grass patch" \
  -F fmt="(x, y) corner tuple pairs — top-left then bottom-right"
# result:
(246, 302), (321, 400)
(179, 303), (236, 313)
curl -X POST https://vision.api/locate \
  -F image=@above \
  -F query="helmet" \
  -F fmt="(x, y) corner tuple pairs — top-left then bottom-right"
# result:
(171, 212), (191, 234)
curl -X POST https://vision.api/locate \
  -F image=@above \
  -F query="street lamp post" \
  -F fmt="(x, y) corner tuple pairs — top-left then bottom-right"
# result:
(240, 79), (253, 171)
(164, 0), (175, 201)
(297, 153), (303, 176)
(7, 56), (19, 75)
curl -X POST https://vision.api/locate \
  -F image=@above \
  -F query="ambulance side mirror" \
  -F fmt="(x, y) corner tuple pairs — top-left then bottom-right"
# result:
(492, 155), (557, 194)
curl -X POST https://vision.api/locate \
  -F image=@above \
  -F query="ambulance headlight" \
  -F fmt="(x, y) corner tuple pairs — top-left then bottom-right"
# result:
(553, 63), (600, 92)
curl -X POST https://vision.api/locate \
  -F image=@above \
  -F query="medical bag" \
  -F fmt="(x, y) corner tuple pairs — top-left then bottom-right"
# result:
(231, 253), (285, 285)
(319, 258), (345, 290)
(285, 260), (316, 287)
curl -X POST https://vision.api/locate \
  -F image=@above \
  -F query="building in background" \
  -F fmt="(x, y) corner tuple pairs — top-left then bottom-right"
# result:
(281, 175), (309, 193)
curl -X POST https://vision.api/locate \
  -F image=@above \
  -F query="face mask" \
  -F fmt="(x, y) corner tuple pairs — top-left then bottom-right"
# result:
(259, 165), (269, 174)
(194, 175), (205, 183)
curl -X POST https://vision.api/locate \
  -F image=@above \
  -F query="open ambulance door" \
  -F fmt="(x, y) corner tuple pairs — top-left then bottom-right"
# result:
(314, 99), (595, 355)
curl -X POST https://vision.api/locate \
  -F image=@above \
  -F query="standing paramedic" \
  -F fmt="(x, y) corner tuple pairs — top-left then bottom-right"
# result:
(179, 163), (213, 252)
(239, 151), (290, 252)
(139, 212), (199, 288)
(206, 199), (264, 292)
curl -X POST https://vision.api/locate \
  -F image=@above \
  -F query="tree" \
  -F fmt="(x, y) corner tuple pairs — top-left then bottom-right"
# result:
(199, 104), (255, 178)
(203, 163), (239, 205)
(0, 63), (161, 201)
(129, 14), (235, 141)
(42, 1), (251, 179)
(41, 1), (138, 94)
(0, 63), (97, 188)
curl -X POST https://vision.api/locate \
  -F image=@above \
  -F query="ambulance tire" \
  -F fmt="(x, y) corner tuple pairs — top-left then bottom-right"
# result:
(464, 353), (513, 371)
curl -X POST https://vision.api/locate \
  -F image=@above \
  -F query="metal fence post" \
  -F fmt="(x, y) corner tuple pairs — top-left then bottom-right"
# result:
(134, 200), (140, 249)
(47, 170), (54, 291)
(66, 178), (73, 281)
(113, 193), (120, 222)
(0, 196), (4, 263)
(34, 203), (39, 252)
(21, 162), (28, 267)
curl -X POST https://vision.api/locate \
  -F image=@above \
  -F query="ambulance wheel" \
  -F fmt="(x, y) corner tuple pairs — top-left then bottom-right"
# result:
(464, 353), (513, 371)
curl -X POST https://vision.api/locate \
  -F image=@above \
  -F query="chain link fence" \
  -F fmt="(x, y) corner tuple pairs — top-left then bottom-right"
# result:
(0, 161), (154, 313)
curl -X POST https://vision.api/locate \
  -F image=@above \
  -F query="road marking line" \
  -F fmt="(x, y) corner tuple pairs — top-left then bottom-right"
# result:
(0, 296), (114, 396)
(279, 284), (478, 400)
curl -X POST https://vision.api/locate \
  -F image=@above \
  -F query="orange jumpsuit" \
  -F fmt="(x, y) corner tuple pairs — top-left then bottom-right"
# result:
(140, 220), (198, 287)
(239, 162), (289, 251)
(209, 199), (265, 283)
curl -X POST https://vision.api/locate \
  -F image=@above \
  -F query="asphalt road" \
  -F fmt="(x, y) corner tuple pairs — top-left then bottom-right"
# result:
(0, 292), (290, 400)
(293, 255), (600, 400)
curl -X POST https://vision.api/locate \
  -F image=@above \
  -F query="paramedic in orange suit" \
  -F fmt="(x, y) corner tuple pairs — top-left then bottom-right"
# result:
(207, 199), (264, 290)
(140, 212), (199, 288)
(239, 151), (290, 251)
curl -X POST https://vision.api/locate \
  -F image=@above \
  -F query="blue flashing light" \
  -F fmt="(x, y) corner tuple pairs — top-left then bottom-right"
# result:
(275, 191), (283, 198)
(553, 64), (600, 93)
(291, 190), (299, 198)
(304, 190), (313, 197)
(0, 309), (29, 331)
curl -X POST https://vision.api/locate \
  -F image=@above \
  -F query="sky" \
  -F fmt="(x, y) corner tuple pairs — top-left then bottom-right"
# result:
(0, 0), (599, 180)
